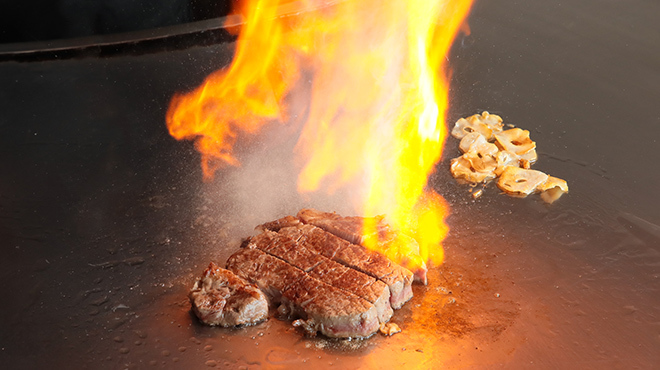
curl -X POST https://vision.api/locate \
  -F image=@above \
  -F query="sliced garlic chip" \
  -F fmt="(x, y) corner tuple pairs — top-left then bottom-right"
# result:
(451, 117), (492, 139)
(494, 128), (536, 156)
(494, 150), (519, 176)
(450, 157), (496, 183)
(497, 166), (549, 196)
(459, 132), (486, 153)
(538, 176), (569, 204)
(479, 111), (504, 133)
(519, 148), (538, 167)
(464, 141), (499, 173)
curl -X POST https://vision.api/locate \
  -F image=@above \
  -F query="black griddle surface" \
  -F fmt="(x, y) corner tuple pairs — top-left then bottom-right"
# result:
(1, 0), (658, 368)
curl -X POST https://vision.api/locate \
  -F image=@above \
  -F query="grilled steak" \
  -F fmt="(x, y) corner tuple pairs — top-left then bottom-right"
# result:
(189, 262), (268, 327)
(256, 215), (301, 232)
(245, 230), (393, 323)
(297, 208), (428, 284)
(225, 247), (306, 305)
(278, 224), (414, 309)
(226, 248), (380, 338)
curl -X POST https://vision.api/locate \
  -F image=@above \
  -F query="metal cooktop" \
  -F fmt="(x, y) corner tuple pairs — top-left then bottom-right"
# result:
(1, 0), (658, 368)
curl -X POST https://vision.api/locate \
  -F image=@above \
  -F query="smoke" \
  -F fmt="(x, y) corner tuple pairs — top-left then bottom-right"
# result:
(203, 78), (367, 237)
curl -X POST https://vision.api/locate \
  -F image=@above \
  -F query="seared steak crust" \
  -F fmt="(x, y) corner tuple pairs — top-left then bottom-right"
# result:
(225, 248), (380, 338)
(246, 230), (393, 323)
(189, 262), (268, 327)
(279, 224), (413, 309)
(297, 208), (428, 284)
(281, 275), (379, 338)
(256, 215), (301, 232)
(225, 248), (305, 304)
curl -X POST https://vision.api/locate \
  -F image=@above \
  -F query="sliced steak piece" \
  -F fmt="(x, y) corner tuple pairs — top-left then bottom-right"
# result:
(281, 275), (379, 338)
(246, 230), (393, 323)
(225, 248), (306, 305)
(309, 259), (392, 323)
(246, 230), (326, 272)
(256, 215), (301, 232)
(279, 224), (414, 309)
(189, 262), (268, 327)
(226, 248), (380, 338)
(297, 208), (428, 284)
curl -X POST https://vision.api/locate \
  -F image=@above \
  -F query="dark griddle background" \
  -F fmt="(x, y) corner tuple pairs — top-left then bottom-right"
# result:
(1, 0), (659, 368)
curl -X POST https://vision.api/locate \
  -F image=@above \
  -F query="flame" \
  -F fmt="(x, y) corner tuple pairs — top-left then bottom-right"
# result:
(166, 0), (473, 268)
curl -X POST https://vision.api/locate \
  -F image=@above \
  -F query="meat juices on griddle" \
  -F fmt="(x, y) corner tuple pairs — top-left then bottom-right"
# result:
(246, 230), (393, 323)
(278, 224), (414, 309)
(226, 248), (380, 338)
(189, 262), (268, 327)
(296, 208), (428, 284)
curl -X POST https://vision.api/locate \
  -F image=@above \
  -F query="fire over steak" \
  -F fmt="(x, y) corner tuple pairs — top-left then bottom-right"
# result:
(189, 262), (268, 327)
(296, 208), (428, 284)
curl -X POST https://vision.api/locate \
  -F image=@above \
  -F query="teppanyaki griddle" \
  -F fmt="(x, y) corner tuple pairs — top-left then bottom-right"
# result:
(0, 0), (658, 368)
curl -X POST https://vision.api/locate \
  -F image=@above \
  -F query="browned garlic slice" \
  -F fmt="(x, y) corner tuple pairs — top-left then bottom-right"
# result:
(494, 128), (536, 156)
(464, 141), (499, 173)
(479, 111), (504, 132)
(450, 112), (567, 204)
(379, 322), (402, 336)
(451, 111), (504, 140)
(537, 176), (569, 204)
(494, 150), (519, 176)
(459, 132), (486, 153)
(450, 157), (497, 183)
(520, 148), (538, 167)
(451, 117), (492, 139)
(497, 166), (549, 196)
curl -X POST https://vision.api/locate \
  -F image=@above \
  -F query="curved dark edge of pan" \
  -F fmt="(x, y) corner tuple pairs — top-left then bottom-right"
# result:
(0, 0), (344, 62)
(0, 17), (238, 63)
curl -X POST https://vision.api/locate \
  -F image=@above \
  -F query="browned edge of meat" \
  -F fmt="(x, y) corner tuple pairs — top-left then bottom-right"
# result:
(310, 258), (393, 324)
(296, 208), (428, 285)
(247, 230), (393, 323)
(189, 262), (268, 327)
(226, 248), (380, 338)
(256, 215), (301, 232)
(282, 275), (380, 338)
(279, 224), (413, 310)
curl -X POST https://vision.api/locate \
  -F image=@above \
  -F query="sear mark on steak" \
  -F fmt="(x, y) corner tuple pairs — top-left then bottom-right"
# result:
(225, 248), (306, 305)
(278, 224), (414, 310)
(226, 248), (380, 338)
(281, 275), (379, 338)
(245, 230), (393, 323)
(246, 230), (326, 272)
(297, 208), (428, 285)
(189, 262), (268, 327)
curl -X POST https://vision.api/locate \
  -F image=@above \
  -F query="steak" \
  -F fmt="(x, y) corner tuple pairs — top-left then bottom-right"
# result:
(296, 208), (428, 284)
(256, 215), (301, 232)
(225, 248), (380, 338)
(188, 262), (268, 327)
(245, 230), (393, 323)
(278, 224), (414, 309)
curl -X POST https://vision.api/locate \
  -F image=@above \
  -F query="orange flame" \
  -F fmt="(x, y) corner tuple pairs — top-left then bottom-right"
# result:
(166, 0), (474, 268)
